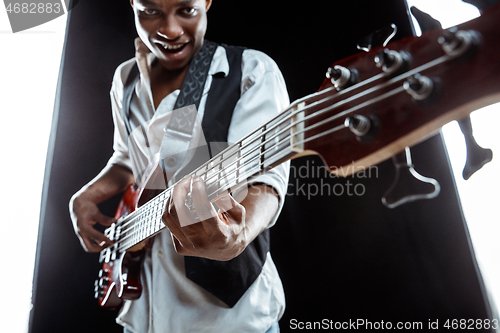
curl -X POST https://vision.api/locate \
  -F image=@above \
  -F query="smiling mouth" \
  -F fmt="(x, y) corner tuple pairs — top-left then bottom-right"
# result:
(158, 43), (187, 53)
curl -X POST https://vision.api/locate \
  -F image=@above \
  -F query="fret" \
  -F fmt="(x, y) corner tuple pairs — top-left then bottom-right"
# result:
(264, 108), (294, 170)
(240, 127), (264, 176)
(143, 209), (148, 239)
(140, 218), (144, 241)
(260, 127), (265, 173)
(147, 208), (152, 235)
(140, 216), (145, 240)
(202, 159), (217, 200)
(147, 208), (151, 237)
(155, 198), (164, 232)
(133, 222), (137, 245)
(236, 141), (241, 185)
(153, 200), (158, 233)
(141, 217), (144, 239)
(291, 102), (306, 153)
(220, 145), (239, 191)
(217, 154), (222, 198)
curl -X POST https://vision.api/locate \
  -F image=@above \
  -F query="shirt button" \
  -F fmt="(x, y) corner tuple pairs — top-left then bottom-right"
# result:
(158, 251), (163, 258)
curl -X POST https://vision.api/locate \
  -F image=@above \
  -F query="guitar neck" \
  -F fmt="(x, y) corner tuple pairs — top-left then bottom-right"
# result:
(104, 105), (300, 256)
(192, 106), (298, 202)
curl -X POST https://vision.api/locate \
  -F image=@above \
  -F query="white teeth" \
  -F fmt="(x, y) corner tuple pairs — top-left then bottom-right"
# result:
(161, 44), (184, 50)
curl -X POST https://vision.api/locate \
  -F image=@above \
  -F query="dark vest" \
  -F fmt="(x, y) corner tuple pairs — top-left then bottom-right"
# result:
(123, 43), (270, 308)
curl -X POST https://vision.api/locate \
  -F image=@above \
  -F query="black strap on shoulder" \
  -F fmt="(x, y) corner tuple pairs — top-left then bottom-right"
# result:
(201, 44), (245, 143)
(122, 63), (140, 137)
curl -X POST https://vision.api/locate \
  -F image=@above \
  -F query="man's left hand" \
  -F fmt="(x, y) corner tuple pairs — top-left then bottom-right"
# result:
(162, 175), (278, 261)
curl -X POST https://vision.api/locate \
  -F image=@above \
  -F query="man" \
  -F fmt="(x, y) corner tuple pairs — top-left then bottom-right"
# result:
(69, 0), (289, 332)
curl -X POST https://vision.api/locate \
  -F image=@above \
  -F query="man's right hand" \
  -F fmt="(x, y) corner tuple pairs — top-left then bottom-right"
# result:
(69, 192), (116, 252)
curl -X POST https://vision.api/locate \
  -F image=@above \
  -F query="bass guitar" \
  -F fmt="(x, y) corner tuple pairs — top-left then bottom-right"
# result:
(94, 3), (500, 308)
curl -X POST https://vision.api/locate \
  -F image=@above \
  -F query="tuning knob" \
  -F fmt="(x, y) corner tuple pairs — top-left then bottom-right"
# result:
(326, 65), (357, 90)
(345, 115), (371, 136)
(344, 115), (379, 142)
(403, 74), (434, 101)
(94, 279), (104, 299)
(374, 49), (410, 76)
(100, 275), (110, 285)
(438, 28), (481, 58)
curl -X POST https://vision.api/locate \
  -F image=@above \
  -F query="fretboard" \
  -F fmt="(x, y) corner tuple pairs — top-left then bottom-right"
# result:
(106, 104), (300, 256)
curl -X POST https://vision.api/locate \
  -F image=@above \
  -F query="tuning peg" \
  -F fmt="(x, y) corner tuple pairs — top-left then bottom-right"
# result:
(374, 48), (411, 76)
(326, 65), (358, 90)
(404, 74), (435, 101)
(438, 28), (481, 59)
(357, 24), (397, 52)
(382, 147), (440, 209)
(458, 116), (493, 180)
(344, 114), (379, 142)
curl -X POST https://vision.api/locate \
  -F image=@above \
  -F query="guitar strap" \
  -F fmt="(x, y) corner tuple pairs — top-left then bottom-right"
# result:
(122, 42), (270, 308)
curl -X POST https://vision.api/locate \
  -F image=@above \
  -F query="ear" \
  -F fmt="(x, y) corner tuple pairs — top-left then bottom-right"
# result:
(205, 0), (212, 11)
(130, 0), (134, 8)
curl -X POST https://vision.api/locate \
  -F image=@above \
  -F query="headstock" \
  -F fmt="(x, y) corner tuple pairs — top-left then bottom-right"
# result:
(292, 3), (500, 179)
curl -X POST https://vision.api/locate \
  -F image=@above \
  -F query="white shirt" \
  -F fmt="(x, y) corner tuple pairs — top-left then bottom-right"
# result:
(107, 39), (290, 333)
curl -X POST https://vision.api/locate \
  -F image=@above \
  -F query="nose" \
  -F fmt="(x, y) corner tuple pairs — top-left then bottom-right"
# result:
(157, 15), (184, 40)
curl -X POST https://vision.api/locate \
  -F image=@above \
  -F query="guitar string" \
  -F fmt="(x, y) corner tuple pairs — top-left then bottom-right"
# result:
(114, 196), (169, 250)
(102, 196), (160, 252)
(167, 51), (449, 203)
(114, 82), (409, 251)
(109, 54), (451, 252)
(123, 52), (448, 210)
(172, 53), (449, 194)
(112, 54), (451, 251)
(200, 84), (407, 201)
(198, 53), (450, 192)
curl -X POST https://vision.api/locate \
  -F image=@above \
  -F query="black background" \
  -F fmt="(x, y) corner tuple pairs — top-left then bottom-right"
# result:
(30, 0), (494, 332)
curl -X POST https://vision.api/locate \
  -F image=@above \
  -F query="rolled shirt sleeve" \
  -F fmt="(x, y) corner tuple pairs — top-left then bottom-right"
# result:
(228, 49), (290, 228)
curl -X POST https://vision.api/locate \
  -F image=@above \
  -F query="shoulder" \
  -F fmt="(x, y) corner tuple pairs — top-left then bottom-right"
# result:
(112, 57), (138, 90)
(241, 48), (281, 75)
(233, 48), (286, 94)
(216, 44), (281, 74)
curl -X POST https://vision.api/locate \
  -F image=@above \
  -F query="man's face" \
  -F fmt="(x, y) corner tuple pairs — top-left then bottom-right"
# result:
(131, 0), (212, 72)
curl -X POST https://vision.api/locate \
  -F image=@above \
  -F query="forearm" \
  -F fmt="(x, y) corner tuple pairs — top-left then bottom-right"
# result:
(235, 185), (280, 244)
(72, 164), (135, 204)
(69, 164), (135, 252)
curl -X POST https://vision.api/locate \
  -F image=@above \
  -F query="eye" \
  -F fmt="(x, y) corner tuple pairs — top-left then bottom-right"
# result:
(181, 7), (199, 16)
(143, 8), (159, 15)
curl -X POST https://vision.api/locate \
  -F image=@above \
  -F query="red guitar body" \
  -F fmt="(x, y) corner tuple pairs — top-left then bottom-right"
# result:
(95, 185), (158, 309)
